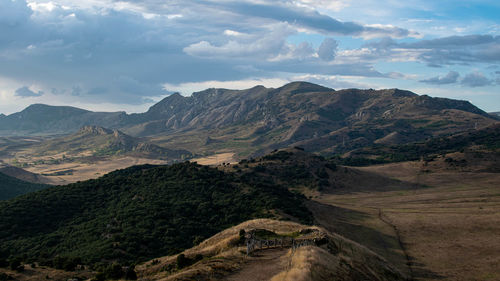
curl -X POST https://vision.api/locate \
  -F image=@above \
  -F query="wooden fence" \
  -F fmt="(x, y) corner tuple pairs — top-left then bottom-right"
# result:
(246, 236), (317, 255)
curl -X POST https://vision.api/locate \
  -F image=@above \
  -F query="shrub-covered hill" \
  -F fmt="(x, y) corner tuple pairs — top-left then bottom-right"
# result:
(341, 122), (500, 165)
(0, 172), (48, 200)
(0, 162), (311, 266)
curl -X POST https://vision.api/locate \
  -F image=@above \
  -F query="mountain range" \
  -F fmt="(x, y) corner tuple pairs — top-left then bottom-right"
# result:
(1, 82), (497, 158)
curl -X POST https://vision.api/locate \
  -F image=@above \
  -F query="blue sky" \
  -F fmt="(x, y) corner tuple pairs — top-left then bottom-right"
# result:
(0, 0), (499, 114)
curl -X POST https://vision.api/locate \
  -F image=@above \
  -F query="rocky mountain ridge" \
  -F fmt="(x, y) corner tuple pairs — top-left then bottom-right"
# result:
(0, 82), (497, 157)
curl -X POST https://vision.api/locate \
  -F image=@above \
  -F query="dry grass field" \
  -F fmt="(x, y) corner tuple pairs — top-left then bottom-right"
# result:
(315, 158), (500, 281)
(192, 152), (236, 166)
(136, 219), (405, 281)
(0, 264), (93, 281)
(16, 156), (167, 185)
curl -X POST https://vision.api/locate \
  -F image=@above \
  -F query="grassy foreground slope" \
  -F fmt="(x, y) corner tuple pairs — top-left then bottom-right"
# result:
(0, 172), (48, 200)
(0, 162), (311, 266)
(137, 219), (406, 281)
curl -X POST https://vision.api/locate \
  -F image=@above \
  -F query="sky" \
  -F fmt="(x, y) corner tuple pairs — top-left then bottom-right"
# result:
(0, 0), (499, 115)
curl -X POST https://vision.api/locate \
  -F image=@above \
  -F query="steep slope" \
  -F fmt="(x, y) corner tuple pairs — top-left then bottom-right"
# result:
(30, 125), (191, 160)
(137, 219), (406, 281)
(0, 172), (48, 200)
(0, 104), (126, 136)
(125, 83), (496, 157)
(0, 162), (311, 266)
(0, 164), (51, 184)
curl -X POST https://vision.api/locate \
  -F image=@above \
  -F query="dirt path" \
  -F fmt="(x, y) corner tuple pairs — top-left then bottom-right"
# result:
(224, 248), (288, 281)
(378, 208), (414, 280)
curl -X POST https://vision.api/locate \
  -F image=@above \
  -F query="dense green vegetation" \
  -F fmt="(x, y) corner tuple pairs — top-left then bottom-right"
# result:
(0, 162), (311, 267)
(0, 172), (48, 201)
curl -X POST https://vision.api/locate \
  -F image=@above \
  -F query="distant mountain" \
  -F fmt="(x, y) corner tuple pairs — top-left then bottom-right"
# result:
(0, 82), (497, 157)
(128, 82), (495, 156)
(31, 125), (191, 160)
(0, 172), (48, 200)
(490, 112), (500, 117)
(0, 104), (126, 136)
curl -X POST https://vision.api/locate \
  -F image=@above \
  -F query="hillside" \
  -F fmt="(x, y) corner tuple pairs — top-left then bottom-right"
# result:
(0, 162), (311, 267)
(28, 125), (191, 160)
(1, 82), (496, 159)
(125, 83), (496, 157)
(230, 147), (417, 194)
(137, 219), (406, 281)
(0, 104), (125, 136)
(0, 163), (51, 184)
(0, 172), (48, 200)
(343, 122), (500, 165)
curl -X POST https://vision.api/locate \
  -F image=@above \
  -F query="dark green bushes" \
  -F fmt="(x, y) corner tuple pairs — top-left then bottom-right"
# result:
(0, 162), (311, 267)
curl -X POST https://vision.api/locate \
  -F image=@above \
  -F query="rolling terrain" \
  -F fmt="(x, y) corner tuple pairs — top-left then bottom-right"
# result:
(0, 126), (191, 184)
(0, 172), (48, 201)
(23, 125), (191, 160)
(0, 161), (312, 267)
(0, 163), (52, 184)
(0, 82), (499, 281)
(0, 145), (499, 280)
(317, 159), (500, 281)
(343, 122), (500, 165)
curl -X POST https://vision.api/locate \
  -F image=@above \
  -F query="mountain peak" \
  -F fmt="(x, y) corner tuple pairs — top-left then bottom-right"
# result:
(277, 81), (333, 93)
(22, 103), (89, 114)
(78, 125), (113, 136)
(385, 88), (418, 97)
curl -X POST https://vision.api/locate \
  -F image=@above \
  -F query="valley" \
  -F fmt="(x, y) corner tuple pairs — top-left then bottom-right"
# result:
(0, 82), (499, 281)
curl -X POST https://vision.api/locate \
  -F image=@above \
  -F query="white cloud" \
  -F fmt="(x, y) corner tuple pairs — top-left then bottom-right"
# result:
(163, 78), (290, 96)
(293, 0), (350, 12)
(224, 29), (244, 37)
(184, 23), (294, 59)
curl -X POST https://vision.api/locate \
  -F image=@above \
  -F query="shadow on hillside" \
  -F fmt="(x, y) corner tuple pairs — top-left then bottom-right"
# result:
(307, 201), (443, 280)
(325, 166), (427, 194)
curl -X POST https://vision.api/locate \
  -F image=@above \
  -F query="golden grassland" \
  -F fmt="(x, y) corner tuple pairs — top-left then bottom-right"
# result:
(191, 152), (236, 166)
(0, 264), (94, 281)
(316, 156), (500, 281)
(136, 219), (405, 281)
(14, 156), (167, 185)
